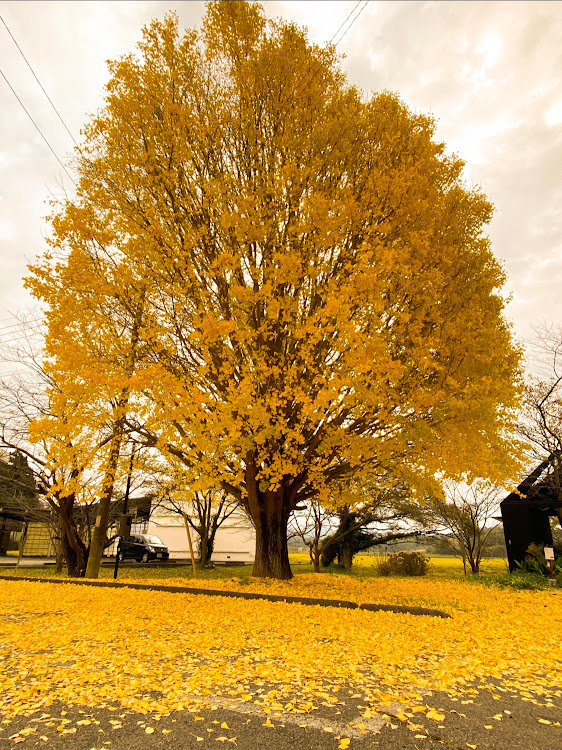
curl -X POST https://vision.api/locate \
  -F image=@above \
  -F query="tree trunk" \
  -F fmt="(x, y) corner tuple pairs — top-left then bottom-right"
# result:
(85, 487), (113, 579)
(53, 515), (65, 574)
(341, 543), (353, 571)
(57, 494), (88, 577)
(85, 430), (123, 579)
(54, 548), (64, 574)
(199, 530), (209, 566)
(250, 489), (292, 580)
(468, 545), (481, 574)
(207, 530), (216, 561)
(461, 550), (467, 576)
(312, 548), (321, 573)
(205, 521), (219, 565)
(62, 533), (80, 577)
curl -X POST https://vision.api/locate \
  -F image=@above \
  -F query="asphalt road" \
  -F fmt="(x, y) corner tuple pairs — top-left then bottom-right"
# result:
(1, 687), (560, 750)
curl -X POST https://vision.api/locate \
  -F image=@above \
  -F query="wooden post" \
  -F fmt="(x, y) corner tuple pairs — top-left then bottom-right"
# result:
(183, 513), (197, 579)
(16, 521), (29, 567)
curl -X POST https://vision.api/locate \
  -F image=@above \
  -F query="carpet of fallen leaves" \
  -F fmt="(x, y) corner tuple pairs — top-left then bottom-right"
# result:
(0, 575), (561, 742)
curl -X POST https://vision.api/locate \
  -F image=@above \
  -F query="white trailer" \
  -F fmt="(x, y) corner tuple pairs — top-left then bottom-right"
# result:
(145, 500), (255, 565)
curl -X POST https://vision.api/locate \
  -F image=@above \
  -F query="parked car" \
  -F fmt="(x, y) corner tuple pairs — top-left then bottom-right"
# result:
(118, 534), (169, 563)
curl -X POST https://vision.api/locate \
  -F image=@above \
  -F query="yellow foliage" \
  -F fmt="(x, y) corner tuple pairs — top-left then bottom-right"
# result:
(24, 1), (523, 577)
(0, 576), (560, 729)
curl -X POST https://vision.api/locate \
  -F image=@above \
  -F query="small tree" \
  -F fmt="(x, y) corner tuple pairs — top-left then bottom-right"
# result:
(158, 488), (240, 566)
(0, 322), (143, 576)
(0, 326), (91, 575)
(288, 498), (337, 572)
(518, 323), (562, 524)
(429, 480), (502, 574)
(290, 478), (428, 571)
(319, 505), (423, 570)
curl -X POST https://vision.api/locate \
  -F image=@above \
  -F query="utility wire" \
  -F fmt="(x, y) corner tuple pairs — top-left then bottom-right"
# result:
(0, 66), (76, 186)
(279, 0), (368, 115)
(333, 0), (368, 47)
(0, 14), (78, 146)
(329, 0), (365, 46)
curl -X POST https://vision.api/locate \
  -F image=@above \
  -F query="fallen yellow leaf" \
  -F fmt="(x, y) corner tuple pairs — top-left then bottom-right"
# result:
(426, 709), (445, 722)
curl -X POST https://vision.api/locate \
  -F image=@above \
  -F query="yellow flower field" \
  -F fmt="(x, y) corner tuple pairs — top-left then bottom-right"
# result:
(289, 553), (508, 573)
(0, 575), (560, 730)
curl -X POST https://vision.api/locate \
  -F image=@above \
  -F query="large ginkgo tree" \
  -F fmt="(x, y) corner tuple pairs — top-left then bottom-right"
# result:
(28, 1), (522, 579)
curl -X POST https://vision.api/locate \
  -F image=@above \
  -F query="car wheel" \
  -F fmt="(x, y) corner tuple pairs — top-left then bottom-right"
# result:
(141, 552), (150, 563)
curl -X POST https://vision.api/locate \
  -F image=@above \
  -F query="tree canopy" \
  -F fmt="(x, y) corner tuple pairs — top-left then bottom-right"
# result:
(27, 1), (522, 578)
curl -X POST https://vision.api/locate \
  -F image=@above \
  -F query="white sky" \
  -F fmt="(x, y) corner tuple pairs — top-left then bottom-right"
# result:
(0, 1), (561, 367)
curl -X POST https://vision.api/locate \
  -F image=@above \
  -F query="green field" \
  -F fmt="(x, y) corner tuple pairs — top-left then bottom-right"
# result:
(2, 553), (511, 584)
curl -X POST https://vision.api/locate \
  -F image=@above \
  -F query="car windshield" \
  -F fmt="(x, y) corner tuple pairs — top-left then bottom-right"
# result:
(141, 535), (164, 545)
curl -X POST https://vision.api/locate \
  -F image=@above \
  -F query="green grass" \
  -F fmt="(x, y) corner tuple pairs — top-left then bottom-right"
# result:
(0, 562), (252, 582)
(1, 554), (511, 584)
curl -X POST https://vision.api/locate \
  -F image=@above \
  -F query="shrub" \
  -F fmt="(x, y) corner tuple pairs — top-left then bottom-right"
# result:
(375, 551), (429, 577)
(515, 543), (562, 579)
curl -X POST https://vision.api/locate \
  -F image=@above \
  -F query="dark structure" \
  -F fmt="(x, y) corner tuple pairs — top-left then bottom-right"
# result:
(0, 451), (43, 555)
(0, 510), (24, 555)
(501, 452), (562, 572)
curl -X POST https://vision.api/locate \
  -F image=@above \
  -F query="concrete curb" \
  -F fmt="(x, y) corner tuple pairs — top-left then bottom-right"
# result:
(0, 574), (452, 618)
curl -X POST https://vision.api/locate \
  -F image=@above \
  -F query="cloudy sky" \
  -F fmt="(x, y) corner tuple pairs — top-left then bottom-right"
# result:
(0, 1), (561, 369)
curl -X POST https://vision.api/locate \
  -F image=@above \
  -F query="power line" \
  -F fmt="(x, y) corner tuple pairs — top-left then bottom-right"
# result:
(0, 66), (76, 186)
(315, 1), (369, 162)
(332, 0), (368, 47)
(278, 1), (368, 117)
(0, 14), (78, 147)
(328, 0), (365, 46)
